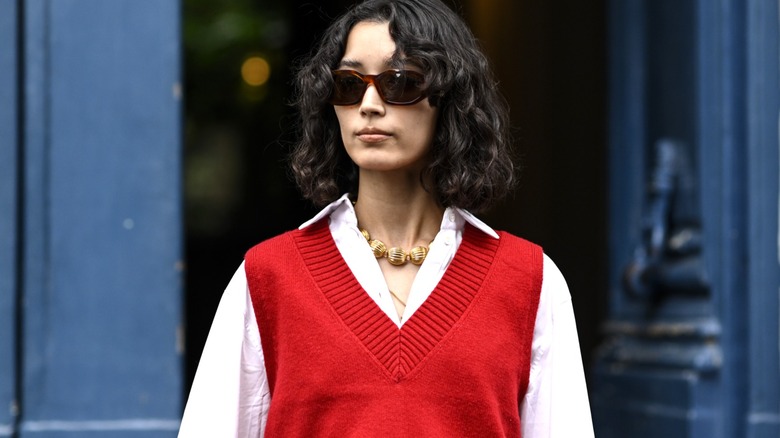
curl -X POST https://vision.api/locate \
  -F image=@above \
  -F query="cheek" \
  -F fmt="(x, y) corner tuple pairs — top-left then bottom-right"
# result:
(333, 109), (351, 140)
(413, 110), (438, 143)
(333, 108), (346, 128)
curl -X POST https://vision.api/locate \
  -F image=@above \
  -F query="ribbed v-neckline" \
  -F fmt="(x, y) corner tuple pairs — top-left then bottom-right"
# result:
(292, 219), (500, 382)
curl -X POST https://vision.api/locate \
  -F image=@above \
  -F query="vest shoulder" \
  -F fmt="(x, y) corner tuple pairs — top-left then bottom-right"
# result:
(244, 228), (306, 268)
(244, 221), (329, 266)
(245, 230), (293, 255)
(495, 230), (543, 253)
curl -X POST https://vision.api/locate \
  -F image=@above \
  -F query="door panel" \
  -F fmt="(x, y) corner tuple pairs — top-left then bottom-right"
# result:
(0, 0), (19, 436)
(594, 1), (780, 437)
(11, 1), (184, 436)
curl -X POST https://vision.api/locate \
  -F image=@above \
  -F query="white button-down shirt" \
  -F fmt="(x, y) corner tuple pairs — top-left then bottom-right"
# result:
(179, 195), (594, 437)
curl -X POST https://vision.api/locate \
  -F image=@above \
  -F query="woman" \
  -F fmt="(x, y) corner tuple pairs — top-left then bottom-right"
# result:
(179, 0), (593, 436)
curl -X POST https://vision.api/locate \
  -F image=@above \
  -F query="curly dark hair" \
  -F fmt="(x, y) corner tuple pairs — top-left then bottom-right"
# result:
(290, 0), (515, 212)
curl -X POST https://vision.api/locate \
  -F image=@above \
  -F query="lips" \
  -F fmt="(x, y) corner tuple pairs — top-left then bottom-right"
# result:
(356, 127), (391, 143)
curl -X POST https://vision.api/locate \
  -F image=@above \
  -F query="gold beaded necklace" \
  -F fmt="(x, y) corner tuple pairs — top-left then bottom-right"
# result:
(359, 228), (430, 266)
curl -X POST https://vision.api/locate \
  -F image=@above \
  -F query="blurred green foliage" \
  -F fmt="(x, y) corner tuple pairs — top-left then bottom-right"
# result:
(182, 0), (362, 237)
(183, 0), (296, 236)
(183, 0), (291, 121)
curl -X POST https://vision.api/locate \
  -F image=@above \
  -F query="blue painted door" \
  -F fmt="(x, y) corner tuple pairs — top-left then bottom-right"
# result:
(0, 0), (20, 436)
(1, 1), (183, 436)
(592, 1), (780, 437)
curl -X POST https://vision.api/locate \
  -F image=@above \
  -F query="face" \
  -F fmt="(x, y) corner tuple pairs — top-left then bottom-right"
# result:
(334, 21), (438, 175)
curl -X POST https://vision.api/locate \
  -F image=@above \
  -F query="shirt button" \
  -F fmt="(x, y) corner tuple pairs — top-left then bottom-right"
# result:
(444, 236), (453, 245)
(448, 212), (456, 222)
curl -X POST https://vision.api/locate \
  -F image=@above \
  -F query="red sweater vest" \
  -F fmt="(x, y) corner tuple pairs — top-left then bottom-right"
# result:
(245, 220), (543, 437)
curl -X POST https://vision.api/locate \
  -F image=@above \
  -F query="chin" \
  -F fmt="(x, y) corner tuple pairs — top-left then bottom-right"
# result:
(356, 162), (402, 172)
(348, 151), (392, 169)
(347, 149), (428, 174)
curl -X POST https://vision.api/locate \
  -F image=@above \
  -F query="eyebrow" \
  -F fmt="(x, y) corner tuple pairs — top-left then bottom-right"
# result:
(338, 56), (398, 70)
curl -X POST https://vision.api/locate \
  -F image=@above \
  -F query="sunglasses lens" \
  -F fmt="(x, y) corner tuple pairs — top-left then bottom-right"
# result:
(331, 72), (366, 105)
(377, 71), (425, 104)
(330, 70), (426, 105)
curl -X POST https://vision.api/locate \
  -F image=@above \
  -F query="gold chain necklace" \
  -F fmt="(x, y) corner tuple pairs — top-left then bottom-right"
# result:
(388, 289), (407, 306)
(359, 228), (430, 266)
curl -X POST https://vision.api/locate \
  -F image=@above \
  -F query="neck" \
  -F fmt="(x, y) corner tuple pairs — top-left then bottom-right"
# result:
(353, 170), (444, 248)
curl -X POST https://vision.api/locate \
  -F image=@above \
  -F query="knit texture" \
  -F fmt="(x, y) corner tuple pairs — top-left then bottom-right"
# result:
(246, 219), (543, 437)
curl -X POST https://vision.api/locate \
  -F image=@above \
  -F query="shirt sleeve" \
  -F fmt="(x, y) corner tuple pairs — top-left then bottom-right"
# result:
(178, 262), (271, 438)
(520, 254), (594, 438)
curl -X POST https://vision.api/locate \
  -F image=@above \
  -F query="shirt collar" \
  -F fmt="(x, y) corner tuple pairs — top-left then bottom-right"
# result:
(451, 207), (499, 239)
(299, 194), (499, 239)
(298, 193), (353, 229)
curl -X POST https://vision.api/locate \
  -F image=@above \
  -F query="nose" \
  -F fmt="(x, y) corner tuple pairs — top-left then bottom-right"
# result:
(359, 83), (386, 116)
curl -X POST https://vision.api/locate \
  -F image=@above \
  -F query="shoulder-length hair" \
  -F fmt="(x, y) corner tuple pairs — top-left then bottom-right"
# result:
(290, 0), (515, 212)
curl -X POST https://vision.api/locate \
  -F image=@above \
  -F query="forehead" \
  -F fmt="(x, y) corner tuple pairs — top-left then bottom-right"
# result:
(339, 21), (396, 71)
